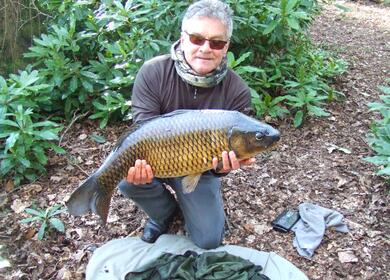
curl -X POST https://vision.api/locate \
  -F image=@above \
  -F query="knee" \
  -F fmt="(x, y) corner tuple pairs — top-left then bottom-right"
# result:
(118, 180), (136, 198)
(192, 233), (223, 249)
(191, 227), (224, 249)
(118, 179), (164, 199)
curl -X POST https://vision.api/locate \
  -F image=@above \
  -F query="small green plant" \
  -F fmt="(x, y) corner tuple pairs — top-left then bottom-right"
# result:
(365, 83), (390, 179)
(252, 92), (289, 119)
(20, 204), (66, 240)
(0, 71), (65, 185)
(0, 105), (64, 185)
(89, 91), (131, 129)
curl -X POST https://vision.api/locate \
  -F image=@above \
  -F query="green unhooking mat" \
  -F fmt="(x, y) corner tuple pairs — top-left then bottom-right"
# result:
(125, 250), (270, 280)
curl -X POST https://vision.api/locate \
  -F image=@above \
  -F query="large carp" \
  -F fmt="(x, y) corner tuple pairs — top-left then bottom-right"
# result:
(66, 109), (280, 223)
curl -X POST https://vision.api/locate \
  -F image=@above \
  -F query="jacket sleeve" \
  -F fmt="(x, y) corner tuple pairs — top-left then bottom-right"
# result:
(225, 70), (252, 112)
(131, 61), (162, 123)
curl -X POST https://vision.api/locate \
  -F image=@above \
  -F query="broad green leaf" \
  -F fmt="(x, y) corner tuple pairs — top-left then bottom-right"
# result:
(378, 166), (390, 176)
(263, 20), (279, 35)
(0, 76), (7, 93)
(19, 216), (41, 223)
(227, 52), (236, 68)
(32, 121), (58, 128)
(19, 158), (31, 168)
(35, 130), (59, 140)
(90, 133), (106, 143)
(49, 144), (66, 154)
(364, 156), (388, 165)
(5, 132), (19, 153)
(0, 159), (13, 175)
(81, 80), (93, 92)
(307, 105), (330, 117)
(80, 70), (100, 80)
(378, 85), (390, 95)
(69, 76), (78, 93)
(38, 222), (47, 240)
(99, 116), (109, 129)
(25, 208), (45, 218)
(286, 0), (299, 12)
(0, 119), (19, 128)
(33, 147), (48, 165)
(234, 52), (251, 67)
(49, 218), (65, 232)
(294, 110), (304, 127)
(287, 17), (300, 30)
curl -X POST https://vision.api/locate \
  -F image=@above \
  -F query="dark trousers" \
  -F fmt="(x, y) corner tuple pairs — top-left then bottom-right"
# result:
(118, 173), (225, 249)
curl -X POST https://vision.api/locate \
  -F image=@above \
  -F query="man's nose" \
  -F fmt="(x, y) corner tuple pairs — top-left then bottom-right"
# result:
(199, 40), (212, 52)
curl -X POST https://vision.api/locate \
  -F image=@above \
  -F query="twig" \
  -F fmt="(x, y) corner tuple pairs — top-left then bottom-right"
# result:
(66, 155), (90, 176)
(59, 110), (90, 146)
(31, 0), (53, 19)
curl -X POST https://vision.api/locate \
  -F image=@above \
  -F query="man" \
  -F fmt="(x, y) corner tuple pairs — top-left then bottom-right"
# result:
(119, 0), (255, 249)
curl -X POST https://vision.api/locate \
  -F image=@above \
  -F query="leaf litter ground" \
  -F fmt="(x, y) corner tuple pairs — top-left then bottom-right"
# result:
(1, 1), (389, 279)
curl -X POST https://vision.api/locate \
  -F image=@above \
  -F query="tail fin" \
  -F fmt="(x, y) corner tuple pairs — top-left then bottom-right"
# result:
(66, 174), (112, 224)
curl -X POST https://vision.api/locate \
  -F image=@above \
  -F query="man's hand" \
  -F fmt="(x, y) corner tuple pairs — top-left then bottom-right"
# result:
(126, 159), (154, 185)
(212, 151), (256, 174)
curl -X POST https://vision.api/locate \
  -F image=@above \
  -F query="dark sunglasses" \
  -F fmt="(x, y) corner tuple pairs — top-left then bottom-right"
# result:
(184, 31), (228, 50)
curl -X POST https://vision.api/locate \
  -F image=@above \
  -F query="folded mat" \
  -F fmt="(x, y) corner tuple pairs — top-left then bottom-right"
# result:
(86, 234), (308, 280)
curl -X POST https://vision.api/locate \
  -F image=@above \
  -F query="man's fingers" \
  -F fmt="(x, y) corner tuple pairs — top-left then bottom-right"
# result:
(229, 151), (240, 170)
(140, 160), (147, 182)
(212, 157), (218, 170)
(127, 167), (135, 183)
(134, 159), (142, 184)
(145, 164), (153, 183)
(222, 151), (230, 170)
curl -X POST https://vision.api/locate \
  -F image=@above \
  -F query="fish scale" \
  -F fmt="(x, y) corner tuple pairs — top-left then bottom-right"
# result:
(66, 109), (280, 223)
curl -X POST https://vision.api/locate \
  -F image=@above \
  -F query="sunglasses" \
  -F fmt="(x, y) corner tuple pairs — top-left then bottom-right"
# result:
(184, 31), (228, 50)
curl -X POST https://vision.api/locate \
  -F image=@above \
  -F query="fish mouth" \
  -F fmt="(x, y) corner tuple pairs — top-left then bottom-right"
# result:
(260, 141), (280, 153)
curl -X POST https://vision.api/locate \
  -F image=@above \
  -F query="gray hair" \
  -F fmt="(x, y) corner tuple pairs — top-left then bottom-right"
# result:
(181, 0), (233, 39)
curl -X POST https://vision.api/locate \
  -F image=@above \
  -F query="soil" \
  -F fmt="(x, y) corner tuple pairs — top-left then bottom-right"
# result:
(1, 1), (389, 279)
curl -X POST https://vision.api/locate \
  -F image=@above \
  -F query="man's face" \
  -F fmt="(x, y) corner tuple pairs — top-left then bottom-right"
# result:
(180, 17), (230, 75)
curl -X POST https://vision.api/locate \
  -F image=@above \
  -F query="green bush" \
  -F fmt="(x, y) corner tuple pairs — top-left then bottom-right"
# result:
(365, 82), (390, 181)
(1, 0), (346, 185)
(0, 72), (64, 185)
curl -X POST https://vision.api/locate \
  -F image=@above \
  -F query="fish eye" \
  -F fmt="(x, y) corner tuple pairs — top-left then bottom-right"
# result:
(255, 132), (264, 140)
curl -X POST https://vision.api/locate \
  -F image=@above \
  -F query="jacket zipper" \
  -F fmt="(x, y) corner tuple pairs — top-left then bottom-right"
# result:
(193, 88), (198, 99)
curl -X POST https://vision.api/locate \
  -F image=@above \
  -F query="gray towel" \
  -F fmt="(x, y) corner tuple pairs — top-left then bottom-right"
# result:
(292, 203), (349, 258)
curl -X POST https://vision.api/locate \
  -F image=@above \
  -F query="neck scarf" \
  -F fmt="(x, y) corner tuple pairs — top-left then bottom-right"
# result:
(170, 40), (228, 88)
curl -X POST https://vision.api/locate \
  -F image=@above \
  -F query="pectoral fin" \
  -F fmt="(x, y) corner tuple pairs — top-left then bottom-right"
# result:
(182, 173), (202, 193)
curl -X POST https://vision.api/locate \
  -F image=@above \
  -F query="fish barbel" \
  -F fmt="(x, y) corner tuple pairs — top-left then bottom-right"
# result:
(66, 109), (280, 223)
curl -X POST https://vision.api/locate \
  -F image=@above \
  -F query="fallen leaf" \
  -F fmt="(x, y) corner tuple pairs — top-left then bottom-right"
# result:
(11, 199), (30, 214)
(253, 223), (272, 235)
(5, 180), (14, 192)
(338, 250), (358, 263)
(56, 267), (72, 280)
(78, 133), (88, 140)
(25, 228), (37, 240)
(327, 144), (352, 154)
(337, 177), (348, 188)
(50, 176), (63, 183)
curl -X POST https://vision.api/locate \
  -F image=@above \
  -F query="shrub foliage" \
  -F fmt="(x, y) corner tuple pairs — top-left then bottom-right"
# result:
(365, 82), (390, 182)
(0, 0), (345, 185)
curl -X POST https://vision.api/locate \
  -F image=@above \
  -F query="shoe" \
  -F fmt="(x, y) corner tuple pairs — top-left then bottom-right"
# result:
(141, 219), (168, 243)
(141, 207), (179, 243)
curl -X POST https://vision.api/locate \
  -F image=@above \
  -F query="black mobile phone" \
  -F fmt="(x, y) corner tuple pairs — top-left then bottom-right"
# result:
(271, 209), (300, 233)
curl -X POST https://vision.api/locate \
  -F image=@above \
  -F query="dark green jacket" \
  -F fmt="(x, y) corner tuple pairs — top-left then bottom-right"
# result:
(125, 251), (270, 280)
